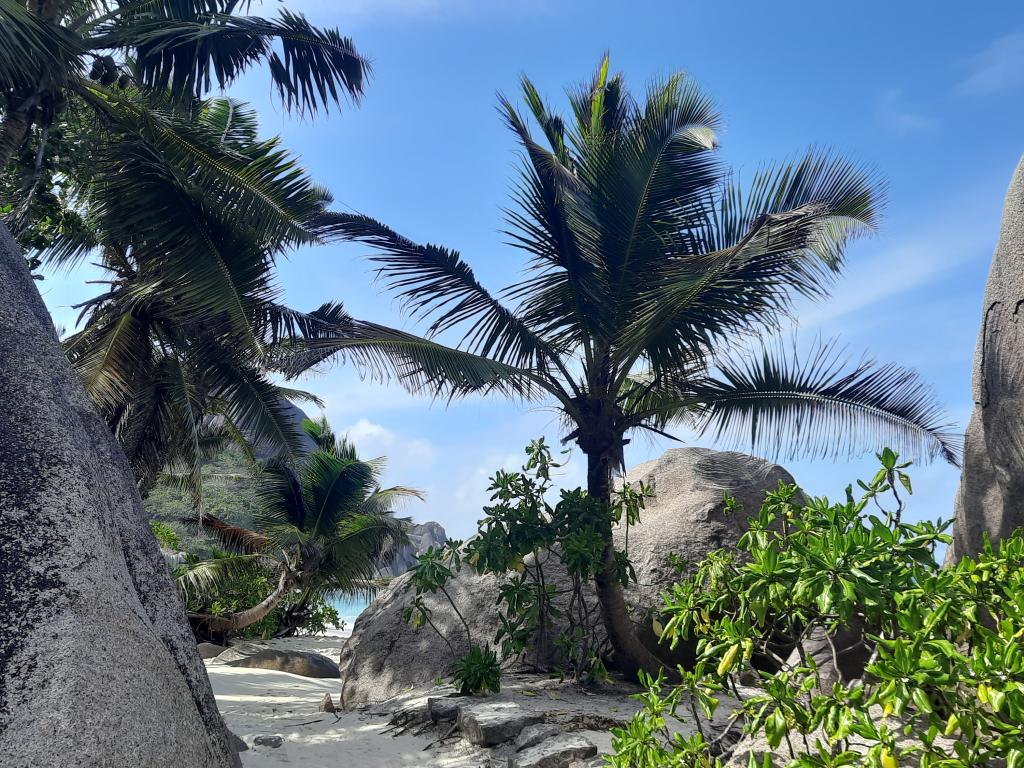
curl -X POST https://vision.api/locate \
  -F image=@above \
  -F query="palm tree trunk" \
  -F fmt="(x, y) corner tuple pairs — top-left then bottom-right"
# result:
(191, 568), (293, 633)
(586, 448), (666, 681)
(0, 93), (40, 169)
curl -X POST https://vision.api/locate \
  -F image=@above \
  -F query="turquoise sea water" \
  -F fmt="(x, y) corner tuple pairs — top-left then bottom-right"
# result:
(329, 594), (370, 627)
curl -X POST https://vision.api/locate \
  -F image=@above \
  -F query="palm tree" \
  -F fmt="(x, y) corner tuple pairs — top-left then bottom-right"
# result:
(181, 417), (417, 634)
(0, 0), (367, 170)
(298, 57), (962, 677)
(58, 97), (364, 502)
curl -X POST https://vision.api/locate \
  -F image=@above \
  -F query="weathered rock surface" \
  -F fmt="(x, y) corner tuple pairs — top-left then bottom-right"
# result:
(227, 648), (340, 678)
(379, 520), (449, 576)
(515, 723), (563, 752)
(339, 448), (794, 705)
(458, 701), (544, 746)
(0, 224), (240, 767)
(429, 695), (474, 722)
(515, 734), (597, 768)
(948, 155), (1024, 562)
(198, 642), (228, 660)
(253, 734), (284, 748)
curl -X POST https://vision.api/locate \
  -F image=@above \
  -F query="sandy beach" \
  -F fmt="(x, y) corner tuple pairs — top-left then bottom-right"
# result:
(203, 632), (682, 768)
(206, 633), (491, 767)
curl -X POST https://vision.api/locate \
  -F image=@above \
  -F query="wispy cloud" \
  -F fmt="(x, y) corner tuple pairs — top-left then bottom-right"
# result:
(955, 31), (1024, 96)
(343, 417), (437, 467)
(876, 88), (938, 135)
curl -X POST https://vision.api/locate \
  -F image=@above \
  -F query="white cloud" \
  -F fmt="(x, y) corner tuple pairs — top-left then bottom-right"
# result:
(343, 418), (437, 467)
(955, 31), (1024, 96)
(876, 88), (938, 135)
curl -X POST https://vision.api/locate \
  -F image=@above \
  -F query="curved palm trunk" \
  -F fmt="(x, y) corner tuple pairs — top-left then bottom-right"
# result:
(191, 568), (293, 633)
(586, 448), (667, 681)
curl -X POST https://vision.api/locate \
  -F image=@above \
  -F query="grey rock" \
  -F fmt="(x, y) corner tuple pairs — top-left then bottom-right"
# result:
(227, 731), (248, 752)
(198, 642), (228, 660)
(253, 735), (283, 748)
(457, 701), (544, 746)
(226, 648), (340, 678)
(515, 723), (562, 752)
(378, 520), (448, 576)
(429, 695), (473, 722)
(161, 547), (188, 569)
(0, 224), (240, 767)
(948, 155), (1024, 562)
(338, 447), (794, 705)
(319, 693), (336, 713)
(514, 734), (598, 768)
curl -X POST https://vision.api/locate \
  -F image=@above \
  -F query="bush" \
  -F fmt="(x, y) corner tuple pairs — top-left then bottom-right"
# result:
(150, 519), (181, 550)
(451, 644), (502, 695)
(405, 438), (647, 690)
(609, 450), (1024, 767)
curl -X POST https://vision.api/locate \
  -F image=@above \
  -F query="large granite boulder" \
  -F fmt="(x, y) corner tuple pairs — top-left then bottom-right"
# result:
(0, 225), (240, 766)
(947, 155), (1024, 562)
(338, 448), (794, 706)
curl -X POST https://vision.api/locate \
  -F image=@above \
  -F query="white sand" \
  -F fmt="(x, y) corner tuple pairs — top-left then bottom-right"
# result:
(206, 634), (727, 767)
(207, 634), (489, 767)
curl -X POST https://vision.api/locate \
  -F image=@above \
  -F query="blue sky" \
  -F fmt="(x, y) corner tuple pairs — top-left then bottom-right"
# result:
(42, 0), (1024, 537)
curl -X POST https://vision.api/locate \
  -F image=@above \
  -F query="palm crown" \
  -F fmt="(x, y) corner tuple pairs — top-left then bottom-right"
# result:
(182, 417), (416, 634)
(319, 57), (959, 473)
(60, 98), (368, 500)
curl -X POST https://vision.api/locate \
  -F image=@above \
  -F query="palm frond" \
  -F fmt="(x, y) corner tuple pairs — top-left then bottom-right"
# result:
(73, 85), (332, 252)
(689, 339), (962, 466)
(613, 149), (883, 375)
(174, 551), (265, 602)
(0, 0), (81, 92)
(111, 8), (367, 114)
(273, 310), (544, 401)
(181, 512), (269, 554)
(319, 213), (559, 371)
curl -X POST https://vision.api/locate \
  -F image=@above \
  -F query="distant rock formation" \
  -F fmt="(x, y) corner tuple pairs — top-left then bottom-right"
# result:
(0, 224), (240, 766)
(947, 156), (1024, 562)
(338, 448), (793, 706)
(378, 520), (448, 577)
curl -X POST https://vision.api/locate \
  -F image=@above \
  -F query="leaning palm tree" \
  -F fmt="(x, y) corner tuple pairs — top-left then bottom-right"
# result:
(299, 57), (961, 677)
(181, 417), (417, 634)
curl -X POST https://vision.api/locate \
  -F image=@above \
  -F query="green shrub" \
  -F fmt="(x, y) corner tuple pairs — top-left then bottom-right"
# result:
(451, 644), (502, 695)
(405, 438), (648, 691)
(609, 450), (1024, 767)
(150, 519), (181, 550)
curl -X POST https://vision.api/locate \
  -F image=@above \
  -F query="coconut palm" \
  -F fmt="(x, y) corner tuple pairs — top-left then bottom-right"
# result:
(60, 98), (363, 501)
(0, 0), (367, 170)
(298, 57), (962, 677)
(181, 417), (417, 634)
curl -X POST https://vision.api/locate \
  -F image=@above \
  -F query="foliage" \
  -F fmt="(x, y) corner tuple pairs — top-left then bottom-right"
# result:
(608, 452), (1024, 767)
(450, 644), (502, 696)
(150, 519), (181, 551)
(180, 417), (416, 635)
(405, 438), (648, 690)
(178, 551), (342, 640)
